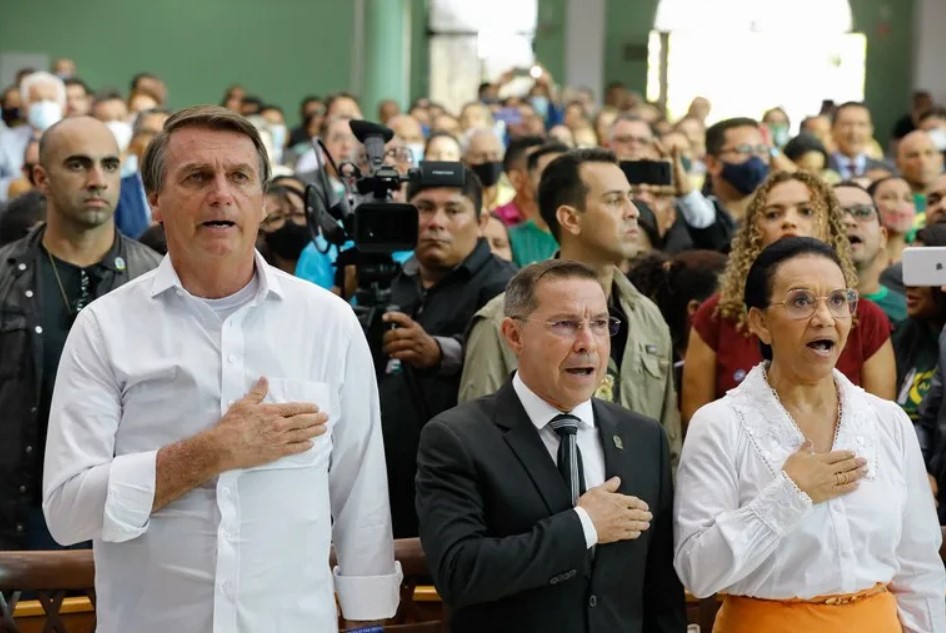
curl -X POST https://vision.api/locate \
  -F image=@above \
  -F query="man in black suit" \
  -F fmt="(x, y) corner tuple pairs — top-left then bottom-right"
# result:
(415, 260), (685, 633)
(828, 102), (895, 180)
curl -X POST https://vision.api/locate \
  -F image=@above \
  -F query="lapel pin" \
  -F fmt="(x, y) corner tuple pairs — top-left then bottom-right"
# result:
(613, 435), (623, 450)
(114, 256), (126, 272)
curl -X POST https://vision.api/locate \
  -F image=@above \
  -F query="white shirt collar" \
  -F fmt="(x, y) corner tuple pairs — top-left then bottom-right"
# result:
(150, 249), (284, 301)
(512, 371), (595, 432)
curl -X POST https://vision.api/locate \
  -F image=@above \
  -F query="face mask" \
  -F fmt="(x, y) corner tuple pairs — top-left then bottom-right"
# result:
(1, 106), (20, 127)
(270, 124), (287, 150)
(105, 120), (133, 152)
(530, 95), (550, 119)
(768, 123), (790, 148)
(407, 142), (425, 165)
(721, 155), (769, 196)
(680, 156), (693, 173)
(28, 100), (63, 131)
(928, 127), (946, 152)
(121, 153), (139, 178)
(471, 161), (504, 188)
(264, 221), (311, 260)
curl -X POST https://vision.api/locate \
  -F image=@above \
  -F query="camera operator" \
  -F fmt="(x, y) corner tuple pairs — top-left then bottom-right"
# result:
(380, 167), (516, 538)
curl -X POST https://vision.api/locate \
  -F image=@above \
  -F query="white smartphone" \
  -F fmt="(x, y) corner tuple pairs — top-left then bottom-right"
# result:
(903, 247), (946, 286)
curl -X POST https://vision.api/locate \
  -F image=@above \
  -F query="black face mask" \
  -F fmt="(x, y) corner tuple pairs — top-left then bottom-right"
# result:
(264, 222), (311, 261)
(471, 161), (504, 188)
(1, 106), (21, 126)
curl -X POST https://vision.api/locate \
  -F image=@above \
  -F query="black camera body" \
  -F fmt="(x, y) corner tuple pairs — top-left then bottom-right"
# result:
(303, 119), (465, 372)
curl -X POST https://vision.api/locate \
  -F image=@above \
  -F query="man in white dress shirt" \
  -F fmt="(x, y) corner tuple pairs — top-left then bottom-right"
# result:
(42, 105), (401, 633)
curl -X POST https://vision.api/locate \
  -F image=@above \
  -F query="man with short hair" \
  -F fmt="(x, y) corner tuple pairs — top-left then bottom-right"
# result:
(459, 148), (682, 468)
(829, 102), (893, 180)
(462, 127), (505, 210)
(417, 259), (685, 632)
(0, 116), (160, 550)
(897, 130), (945, 223)
(493, 134), (545, 226)
(835, 182), (906, 322)
(925, 173), (946, 226)
(129, 72), (167, 106)
(381, 167), (516, 537)
(64, 78), (91, 117)
(42, 106), (401, 632)
(606, 114), (657, 161)
(507, 142), (568, 266)
(1, 72), (66, 201)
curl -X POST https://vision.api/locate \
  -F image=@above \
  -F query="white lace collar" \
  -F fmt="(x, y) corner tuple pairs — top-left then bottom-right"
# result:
(726, 363), (878, 480)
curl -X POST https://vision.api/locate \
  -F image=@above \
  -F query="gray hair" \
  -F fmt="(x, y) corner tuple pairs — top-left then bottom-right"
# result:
(141, 105), (271, 195)
(20, 71), (66, 109)
(503, 259), (601, 318)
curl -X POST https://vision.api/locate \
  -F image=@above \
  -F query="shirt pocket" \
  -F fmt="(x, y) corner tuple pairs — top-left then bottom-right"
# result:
(248, 377), (334, 471)
(0, 311), (29, 380)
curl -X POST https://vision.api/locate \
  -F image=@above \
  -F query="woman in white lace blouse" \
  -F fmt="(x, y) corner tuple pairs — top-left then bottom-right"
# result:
(674, 236), (945, 632)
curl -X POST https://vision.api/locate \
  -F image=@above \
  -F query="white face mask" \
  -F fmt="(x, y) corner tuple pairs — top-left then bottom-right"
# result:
(105, 120), (133, 153)
(28, 100), (63, 131)
(928, 127), (946, 152)
(407, 142), (425, 165)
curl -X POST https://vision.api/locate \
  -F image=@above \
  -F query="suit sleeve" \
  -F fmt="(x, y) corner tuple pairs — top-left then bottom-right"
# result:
(643, 425), (687, 632)
(415, 416), (588, 610)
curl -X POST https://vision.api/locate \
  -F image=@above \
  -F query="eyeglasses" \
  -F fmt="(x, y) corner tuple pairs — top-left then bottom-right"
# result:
(357, 147), (414, 165)
(261, 211), (306, 230)
(842, 204), (877, 222)
(513, 316), (622, 338)
(720, 144), (769, 158)
(612, 134), (652, 146)
(769, 288), (858, 320)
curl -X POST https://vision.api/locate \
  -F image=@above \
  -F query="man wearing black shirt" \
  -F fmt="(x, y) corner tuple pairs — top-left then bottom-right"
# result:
(379, 167), (516, 537)
(0, 116), (159, 550)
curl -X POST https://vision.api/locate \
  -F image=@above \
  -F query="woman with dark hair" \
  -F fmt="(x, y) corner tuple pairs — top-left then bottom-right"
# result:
(869, 176), (917, 264)
(894, 224), (946, 422)
(675, 236), (945, 633)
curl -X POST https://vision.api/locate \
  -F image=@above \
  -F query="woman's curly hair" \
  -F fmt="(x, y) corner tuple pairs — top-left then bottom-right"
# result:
(716, 170), (857, 333)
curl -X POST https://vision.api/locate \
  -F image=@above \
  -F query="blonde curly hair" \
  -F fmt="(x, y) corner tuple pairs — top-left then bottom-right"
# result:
(716, 170), (857, 333)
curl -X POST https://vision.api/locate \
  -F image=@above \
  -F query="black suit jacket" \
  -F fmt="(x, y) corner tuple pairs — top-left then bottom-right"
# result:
(415, 380), (685, 633)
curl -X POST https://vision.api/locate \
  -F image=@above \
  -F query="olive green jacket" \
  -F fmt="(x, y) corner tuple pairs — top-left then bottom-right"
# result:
(458, 268), (682, 470)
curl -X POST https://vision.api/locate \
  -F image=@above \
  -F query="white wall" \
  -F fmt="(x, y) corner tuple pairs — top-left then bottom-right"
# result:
(913, 0), (946, 103)
(564, 0), (606, 101)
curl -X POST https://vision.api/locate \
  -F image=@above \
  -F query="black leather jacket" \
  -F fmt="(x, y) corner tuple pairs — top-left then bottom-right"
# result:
(0, 225), (161, 549)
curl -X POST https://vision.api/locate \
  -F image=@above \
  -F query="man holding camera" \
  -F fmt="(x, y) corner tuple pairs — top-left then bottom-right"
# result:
(380, 166), (517, 537)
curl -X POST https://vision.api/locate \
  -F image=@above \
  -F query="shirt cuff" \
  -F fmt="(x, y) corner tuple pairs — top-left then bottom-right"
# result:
(433, 336), (463, 377)
(748, 471), (813, 538)
(334, 560), (404, 621)
(102, 449), (158, 542)
(573, 506), (598, 548)
(676, 190), (716, 229)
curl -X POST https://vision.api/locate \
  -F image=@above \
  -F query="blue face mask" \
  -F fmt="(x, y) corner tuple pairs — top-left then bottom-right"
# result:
(721, 155), (769, 195)
(530, 95), (550, 119)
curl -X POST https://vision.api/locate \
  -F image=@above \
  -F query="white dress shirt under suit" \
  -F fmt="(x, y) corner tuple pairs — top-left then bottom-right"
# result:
(42, 252), (402, 633)
(674, 363), (945, 633)
(512, 372), (603, 547)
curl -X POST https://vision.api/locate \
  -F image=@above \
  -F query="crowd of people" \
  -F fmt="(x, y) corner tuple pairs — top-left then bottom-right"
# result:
(1, 56), (946, 632)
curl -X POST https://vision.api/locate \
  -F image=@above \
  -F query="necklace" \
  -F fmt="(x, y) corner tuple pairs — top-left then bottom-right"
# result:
(45, 247), (90, 318)
(762, 365), (842, 451)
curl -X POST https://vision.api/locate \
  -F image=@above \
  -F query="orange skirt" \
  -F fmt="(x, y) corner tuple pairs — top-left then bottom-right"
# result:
(713, 584), (902, 633)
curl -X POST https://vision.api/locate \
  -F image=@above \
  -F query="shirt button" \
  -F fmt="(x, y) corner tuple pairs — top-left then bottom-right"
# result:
(222, 581), (234, 596)
(18, 485), (27, 493)
(24, 445), (33, 454)
(34, 326), (43, 334)
(227, 354), (237, 364)
(30, 407), (37, 415)
(15, 524), (24, 533)
(24, 290), (33, 298)
(227, 400), (235, 407)
(17, 263), (26, 271)
(589, 594), (598, 608)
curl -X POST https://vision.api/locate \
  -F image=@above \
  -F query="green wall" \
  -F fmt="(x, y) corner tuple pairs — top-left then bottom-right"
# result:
(534, 0), (566, 83)
(0, 0), (355, 124)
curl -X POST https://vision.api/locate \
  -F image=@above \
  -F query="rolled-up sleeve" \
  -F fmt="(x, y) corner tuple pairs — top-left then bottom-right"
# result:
(329, 313), (402, 620)
(676, 190), (716, 229)
(43, 309), (157, 546)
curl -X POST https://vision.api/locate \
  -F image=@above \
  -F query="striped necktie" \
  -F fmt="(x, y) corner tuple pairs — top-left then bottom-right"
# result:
(549, 413), (586, 506)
